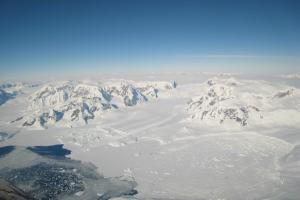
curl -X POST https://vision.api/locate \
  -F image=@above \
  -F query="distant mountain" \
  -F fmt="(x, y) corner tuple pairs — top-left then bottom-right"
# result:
(0, 81), (40, 106)
(0, 89), (16, 106)
(12, 80), (175, 128)
(7, 77), (300, 129)
(278, 74), (300, 79)
(187, 77), (299, 127)
(0, 81), (39, 91)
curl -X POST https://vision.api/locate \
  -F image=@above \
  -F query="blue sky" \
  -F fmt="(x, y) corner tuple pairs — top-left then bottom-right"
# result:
(0, 0), (299, 77)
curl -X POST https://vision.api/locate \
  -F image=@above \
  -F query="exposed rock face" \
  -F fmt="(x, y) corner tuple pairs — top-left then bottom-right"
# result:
(120, 85), (148, 106)
(273, 89), (294, 99)
(0, 132), (15, 142)
(219, 106), (261, 126)
(22, 117), (36, 127)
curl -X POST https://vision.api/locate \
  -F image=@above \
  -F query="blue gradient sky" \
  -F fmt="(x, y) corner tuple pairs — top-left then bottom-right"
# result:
(0, 0), (300, 77)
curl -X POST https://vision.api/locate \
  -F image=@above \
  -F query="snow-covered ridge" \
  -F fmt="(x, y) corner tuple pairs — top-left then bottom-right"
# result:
(0, 89), (16, 106)
(0, 81), (40, 91)
(0, 81), (41, 106)
(187, 77), (300, 127)
(277, 74), (300, 79)
(14, 80), (176, 128)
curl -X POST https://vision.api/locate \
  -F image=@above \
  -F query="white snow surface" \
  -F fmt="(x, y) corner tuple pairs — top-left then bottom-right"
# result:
(1, 73), (300, 200)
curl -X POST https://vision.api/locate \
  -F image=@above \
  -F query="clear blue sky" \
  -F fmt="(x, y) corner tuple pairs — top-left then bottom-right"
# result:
(0, 0), (299, 77)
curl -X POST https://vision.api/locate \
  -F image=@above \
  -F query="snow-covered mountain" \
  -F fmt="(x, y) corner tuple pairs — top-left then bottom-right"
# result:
(278, 74), (300, 79)
(1, 74), (300, 200)
(0, 89), (16, 106)
(0, 81), (39, 91)
(12, 80), (176, 128)
(187, 77), (300, 127)
(0, 81), (40, 106)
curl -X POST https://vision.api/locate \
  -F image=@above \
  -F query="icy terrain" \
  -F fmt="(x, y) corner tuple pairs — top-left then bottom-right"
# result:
(0, 72), (300, 200)
(0, 145), (137, 200)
